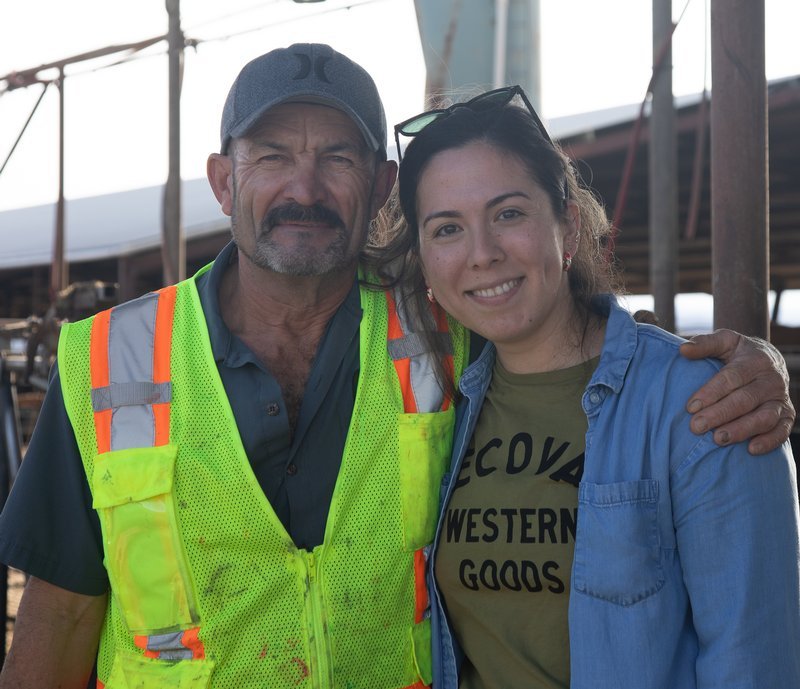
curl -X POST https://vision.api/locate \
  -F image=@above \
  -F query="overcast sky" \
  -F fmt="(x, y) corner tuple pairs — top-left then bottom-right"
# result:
(0, 0), (797, 212)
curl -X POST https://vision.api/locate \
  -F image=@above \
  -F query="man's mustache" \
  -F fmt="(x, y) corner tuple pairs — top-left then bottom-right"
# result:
(263, 203), (345, 231)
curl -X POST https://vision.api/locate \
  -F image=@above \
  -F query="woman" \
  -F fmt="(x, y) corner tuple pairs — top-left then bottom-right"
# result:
(388, 87), (800, 688)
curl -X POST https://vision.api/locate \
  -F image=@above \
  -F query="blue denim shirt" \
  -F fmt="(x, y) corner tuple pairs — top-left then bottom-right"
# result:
(430, 295), (800, 689)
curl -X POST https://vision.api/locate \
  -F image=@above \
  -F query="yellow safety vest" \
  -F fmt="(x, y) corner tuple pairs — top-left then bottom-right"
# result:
(58, 264), (467, 689)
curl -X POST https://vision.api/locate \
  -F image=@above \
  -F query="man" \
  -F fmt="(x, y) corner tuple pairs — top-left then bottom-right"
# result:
(0, 44), (793, 688)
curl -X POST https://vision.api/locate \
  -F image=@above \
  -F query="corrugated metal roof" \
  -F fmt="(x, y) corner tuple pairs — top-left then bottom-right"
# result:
(0, 177), (228, 269)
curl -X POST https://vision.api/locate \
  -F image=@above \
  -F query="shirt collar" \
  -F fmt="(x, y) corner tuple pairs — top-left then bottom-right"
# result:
(586, 294), (638, 395)
(195, 241), (362, 367)
(195, 240), (238, 364)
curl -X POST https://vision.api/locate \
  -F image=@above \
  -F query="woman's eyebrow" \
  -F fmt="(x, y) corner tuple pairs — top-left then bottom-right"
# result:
(422, 208), (461, 227)
(486, 191), (531, 209)
(422, 191), (533, 227)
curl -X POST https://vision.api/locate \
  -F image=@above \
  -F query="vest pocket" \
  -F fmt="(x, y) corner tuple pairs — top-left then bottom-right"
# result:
(105, 651), (214, 688)
(92, 444), (199, 632)
(573, 479), (664, 606)
(410, 617), (433, 687)
(397, 409), (455, 552)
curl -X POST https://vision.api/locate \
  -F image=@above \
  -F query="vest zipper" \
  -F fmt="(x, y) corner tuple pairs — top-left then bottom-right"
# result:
(304, 551), (333, 688)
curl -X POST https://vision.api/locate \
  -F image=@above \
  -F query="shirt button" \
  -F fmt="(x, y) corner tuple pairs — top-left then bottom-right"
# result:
(266, 402), (280, 416)
(286, 463), (298, 476)
(589, 392), (601, 404)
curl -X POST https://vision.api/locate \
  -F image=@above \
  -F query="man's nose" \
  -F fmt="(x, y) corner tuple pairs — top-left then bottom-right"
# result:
(284, 159), (325, 207)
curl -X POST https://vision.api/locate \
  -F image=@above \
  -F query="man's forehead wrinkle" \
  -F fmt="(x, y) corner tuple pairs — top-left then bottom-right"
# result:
(235, 140), (369, 167)
(242, 102), (367, 150)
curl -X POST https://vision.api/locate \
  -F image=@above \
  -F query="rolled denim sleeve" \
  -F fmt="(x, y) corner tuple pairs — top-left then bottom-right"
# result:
(671, 437), (800, 687)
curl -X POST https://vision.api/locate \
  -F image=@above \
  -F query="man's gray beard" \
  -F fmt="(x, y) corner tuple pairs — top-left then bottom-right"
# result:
(251, 228), (353, 276)
(232, 212), (360, 277)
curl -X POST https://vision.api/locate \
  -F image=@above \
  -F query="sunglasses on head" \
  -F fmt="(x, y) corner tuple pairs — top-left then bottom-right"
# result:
(393, 85), (553, 163)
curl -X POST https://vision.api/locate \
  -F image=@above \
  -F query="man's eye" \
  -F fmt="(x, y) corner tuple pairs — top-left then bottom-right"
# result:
(258, 154), (284, 163)
(328, 155), (353, 166)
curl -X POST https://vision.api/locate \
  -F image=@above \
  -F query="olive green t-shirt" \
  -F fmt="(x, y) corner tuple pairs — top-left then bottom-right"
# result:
(435, 356), (598, 689)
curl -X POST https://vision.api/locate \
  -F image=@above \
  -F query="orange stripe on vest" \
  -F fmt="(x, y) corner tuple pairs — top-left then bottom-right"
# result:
(153, 286), (177, 446)
(90, 308), (112, 454)
(182, 626), (206, 660)
(413, 547), (429, 624)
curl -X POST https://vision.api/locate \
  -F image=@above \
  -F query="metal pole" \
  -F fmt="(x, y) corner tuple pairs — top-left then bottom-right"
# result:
(51, 67), (68, 299)
(710, 0), (768, 337)
(527, 0), (542, 112)
(163, 0), (185, 286)
(493, 0), (509, 88)
(649, 0), (677, 332)
(0, 360), (23, 665)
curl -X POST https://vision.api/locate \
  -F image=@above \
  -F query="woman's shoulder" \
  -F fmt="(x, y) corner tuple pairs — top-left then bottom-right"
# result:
(633, 321), (723, 380)
(602, 296), (723, 385)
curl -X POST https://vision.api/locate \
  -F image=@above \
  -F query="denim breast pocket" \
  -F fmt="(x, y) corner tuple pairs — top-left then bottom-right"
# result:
(572, 479), (664, 606)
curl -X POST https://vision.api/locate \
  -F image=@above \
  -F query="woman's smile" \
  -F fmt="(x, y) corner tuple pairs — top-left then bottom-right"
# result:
(467, 278), (523, 300)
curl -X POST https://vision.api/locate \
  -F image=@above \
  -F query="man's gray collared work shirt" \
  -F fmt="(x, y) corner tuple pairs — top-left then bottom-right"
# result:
(0, 242), (362, 594)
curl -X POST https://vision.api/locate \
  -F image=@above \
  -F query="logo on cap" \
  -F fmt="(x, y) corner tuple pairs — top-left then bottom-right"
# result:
(292, 54), (332, 84)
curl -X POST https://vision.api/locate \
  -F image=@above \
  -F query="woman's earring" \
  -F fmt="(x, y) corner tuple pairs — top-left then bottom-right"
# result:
(562, 252), (573, 271)
(426, 287), (436, 303)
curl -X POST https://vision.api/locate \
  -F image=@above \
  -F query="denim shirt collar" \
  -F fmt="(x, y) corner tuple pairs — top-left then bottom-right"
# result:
(458, 339), (495, 399)
(583, 295), (638, 400)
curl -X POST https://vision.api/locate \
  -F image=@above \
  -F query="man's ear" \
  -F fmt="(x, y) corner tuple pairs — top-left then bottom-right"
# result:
(369, 159), (398, 220)
(207, 153), (234, 217)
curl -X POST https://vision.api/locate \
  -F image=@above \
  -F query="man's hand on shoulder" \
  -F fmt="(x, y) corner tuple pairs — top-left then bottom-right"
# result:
(680, 329), (795, 455)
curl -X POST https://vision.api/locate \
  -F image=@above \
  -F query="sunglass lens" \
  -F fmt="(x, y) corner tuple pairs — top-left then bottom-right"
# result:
(400, 112), (443, 135)
(471, 90), (515, 111)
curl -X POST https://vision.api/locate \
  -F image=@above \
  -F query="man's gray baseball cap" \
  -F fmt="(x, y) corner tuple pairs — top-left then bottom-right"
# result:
(220, 43), (387, 157)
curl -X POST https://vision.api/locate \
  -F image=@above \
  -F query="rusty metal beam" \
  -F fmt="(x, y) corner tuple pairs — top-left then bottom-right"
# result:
(649, 0), (678, 332)
(710, 0), (769, 337)
(0, 36), (165, 90)
(51, 69), (67, 297)
(163, 0), (185, 285)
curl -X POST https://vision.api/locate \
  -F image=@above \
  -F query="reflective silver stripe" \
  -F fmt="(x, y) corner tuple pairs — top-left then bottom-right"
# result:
(387, 332), (452, 360)
(409, 354), (445, 414)
(144, 631), (193, 661)
(388, 288), (451, 413)
(104, 292), (160, 451)
(91, 381), (172, 412)
(108, 292), (158, 382)
(111, 408), (153, 450)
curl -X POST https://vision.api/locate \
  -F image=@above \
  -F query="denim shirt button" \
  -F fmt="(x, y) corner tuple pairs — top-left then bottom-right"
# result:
(589, 392), (601, 404)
